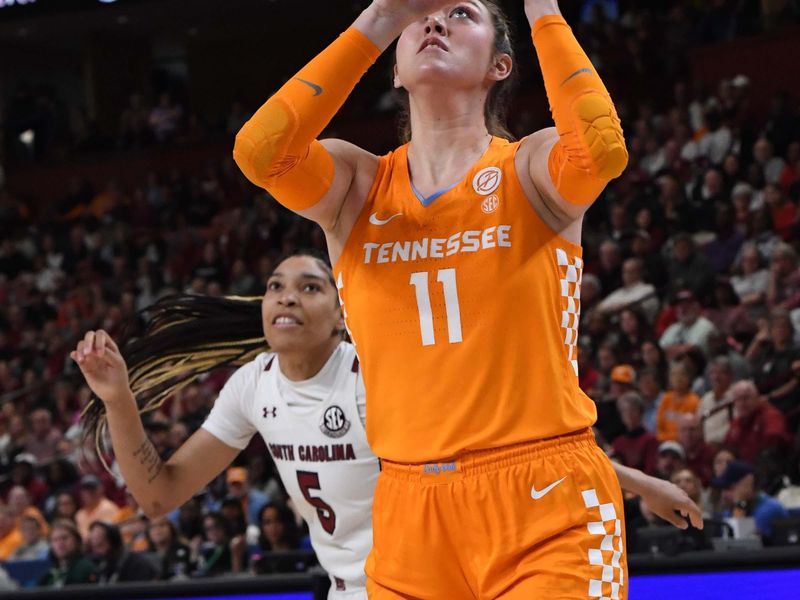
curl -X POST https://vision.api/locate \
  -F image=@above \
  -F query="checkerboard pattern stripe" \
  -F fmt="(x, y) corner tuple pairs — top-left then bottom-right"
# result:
(583, 488), (624, 600)
(555, 248), (583, 376)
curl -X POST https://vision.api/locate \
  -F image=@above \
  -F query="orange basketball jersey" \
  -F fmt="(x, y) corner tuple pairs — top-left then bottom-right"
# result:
(334, 137), (597, 463)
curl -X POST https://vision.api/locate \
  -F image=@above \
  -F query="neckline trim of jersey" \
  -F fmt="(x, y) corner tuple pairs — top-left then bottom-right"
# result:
(404, 135), (499, 208)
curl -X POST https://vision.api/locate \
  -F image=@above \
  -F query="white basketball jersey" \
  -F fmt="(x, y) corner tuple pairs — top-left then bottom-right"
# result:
(255, 343), (378, 593)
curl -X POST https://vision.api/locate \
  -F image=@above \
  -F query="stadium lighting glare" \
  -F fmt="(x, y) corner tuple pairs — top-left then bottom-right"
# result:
(19, 129), (34, 147)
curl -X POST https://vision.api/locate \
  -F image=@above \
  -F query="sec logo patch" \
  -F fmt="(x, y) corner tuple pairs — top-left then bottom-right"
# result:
(481, 195), (500, 214)
(472, 167), (501, 196)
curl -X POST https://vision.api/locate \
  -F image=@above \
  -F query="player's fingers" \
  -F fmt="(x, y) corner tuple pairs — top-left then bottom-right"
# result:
(94, 330), (109, 355)
(103, 334), (121, 355)
(661, 506), (688, 529)
(83, 330), (96, 355)
(683, 499), (704, 530)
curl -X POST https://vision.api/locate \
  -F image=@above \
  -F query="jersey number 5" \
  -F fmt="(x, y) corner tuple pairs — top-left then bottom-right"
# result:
(410, 268), (463, 346)
(296, 471), (336, 535)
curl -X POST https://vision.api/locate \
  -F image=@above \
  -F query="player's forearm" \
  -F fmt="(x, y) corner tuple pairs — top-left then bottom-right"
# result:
(612, 462), (648, 496)
(104, 392), (177, 517)
(233, 16), (381, 210)
(529, 9), (627, 205)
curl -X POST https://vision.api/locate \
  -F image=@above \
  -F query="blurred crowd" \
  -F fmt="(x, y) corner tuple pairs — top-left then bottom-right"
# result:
(0, 0), (799, 590)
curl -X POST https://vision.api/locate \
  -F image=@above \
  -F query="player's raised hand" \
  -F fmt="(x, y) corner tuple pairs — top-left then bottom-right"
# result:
(70, 330), (132, 406)
(639, 477), (704, 530)
(373, 0), (459, 23)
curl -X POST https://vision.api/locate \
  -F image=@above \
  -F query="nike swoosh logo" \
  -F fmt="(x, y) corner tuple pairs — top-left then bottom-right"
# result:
(530, 476), (567, 500)
(295, 78), (323, 96)
(368, 212), (403, 226)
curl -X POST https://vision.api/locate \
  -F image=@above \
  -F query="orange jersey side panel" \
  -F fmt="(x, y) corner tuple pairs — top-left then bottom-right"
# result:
(335, 137), (597, 462)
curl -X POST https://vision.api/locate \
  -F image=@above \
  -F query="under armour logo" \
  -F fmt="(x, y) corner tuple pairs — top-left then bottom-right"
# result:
(262, 406), (277, 418)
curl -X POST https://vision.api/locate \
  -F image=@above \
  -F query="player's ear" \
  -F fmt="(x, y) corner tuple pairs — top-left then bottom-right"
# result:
(393, 63), (404, 89)
(488, 52), (512, 83)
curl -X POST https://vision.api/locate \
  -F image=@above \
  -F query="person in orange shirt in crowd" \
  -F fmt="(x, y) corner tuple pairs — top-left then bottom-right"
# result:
(75, 475), (119, 540)
(0, 507), (22, 560)
(7, 485), (49, 539)
(657, 361), (700, 441)
(114, 490), (149, 551)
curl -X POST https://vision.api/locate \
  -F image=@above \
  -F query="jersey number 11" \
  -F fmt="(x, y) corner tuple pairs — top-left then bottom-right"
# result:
(410, 269), (463, 346)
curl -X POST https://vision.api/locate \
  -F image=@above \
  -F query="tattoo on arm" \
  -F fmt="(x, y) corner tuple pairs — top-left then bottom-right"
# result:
(132, 437), (165, 483)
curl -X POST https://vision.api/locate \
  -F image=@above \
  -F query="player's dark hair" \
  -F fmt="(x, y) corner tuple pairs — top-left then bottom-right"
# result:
(396, 0), (518, 143)
(81, 252), (336, 469)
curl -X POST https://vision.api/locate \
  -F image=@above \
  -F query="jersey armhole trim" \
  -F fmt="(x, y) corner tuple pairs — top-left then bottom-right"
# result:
(332, 150), (394, 275)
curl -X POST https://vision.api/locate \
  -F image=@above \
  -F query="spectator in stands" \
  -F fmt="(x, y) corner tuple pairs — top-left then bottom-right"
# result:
(712, 460), (788, 542)
(614, 308), (651, 367)
(746, 310), (800, 417)
(8, 453), (48, 507)
(753, 137), (786, 185)
(75, 475), (119, 539)
(671, 468), (710, 517)
(42, 459), (79, 517)
(51, 492), (78, 523)
(251, 503), (304, 576)
(176, 496), (205, 548)
(8, 486), (48, 535)
(630, 229), (669, 293)
(9, 515), (49, 561)
(767, 243), (800, 310)
(38, 519), (97, 587)
(654, 440), (687, 481)
(146, 516), (193, 580)
(638, 366), (664, 433)
(763, 183), (796, 242)
(706, 277), (752, 339)
(659, 289), (717, 359)
(24, 408), (62, 464)
(676, 414), (715, 486)
(597, 259), (659, 322)
(611, 391), (659, 474)
(779, 140), (800, 192)
(724, 380), (790, 463)
(689, 168), (725, 225)
(641, 340), (669, 385)
(731, 242), (769, 312)
(666, 234), (714, 300)
(114, 491), (148, 550)
(657, 361), (701, 441)
(595, 364), (632, 442)
(596, 239), (623, 295)
(704, 204), (744, 275)
(700, 356), (736, 445)
(195, 512), (235, 577)
(87, 521), (159, 583)
(0, 507), (22, 560)
(225, 466), (269, 527)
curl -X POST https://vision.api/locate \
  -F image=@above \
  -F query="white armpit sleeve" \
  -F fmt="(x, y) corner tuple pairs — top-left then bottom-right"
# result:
(201, 355), (267, 449)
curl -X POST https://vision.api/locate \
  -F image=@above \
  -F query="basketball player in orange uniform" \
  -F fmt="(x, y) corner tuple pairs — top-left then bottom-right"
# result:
(234, 1), (663, 597)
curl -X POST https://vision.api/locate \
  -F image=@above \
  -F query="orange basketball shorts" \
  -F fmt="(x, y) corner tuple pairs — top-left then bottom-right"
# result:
(366, 429), (627, 600)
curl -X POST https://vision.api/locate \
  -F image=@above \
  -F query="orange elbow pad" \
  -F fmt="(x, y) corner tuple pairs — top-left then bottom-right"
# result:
(233, 27), (380, 211)
(532, 15), (628, 205)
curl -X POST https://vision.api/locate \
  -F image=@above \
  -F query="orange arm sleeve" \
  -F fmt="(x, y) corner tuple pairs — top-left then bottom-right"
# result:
(531, 15), (628, 205)
(233, 28), (380, 211)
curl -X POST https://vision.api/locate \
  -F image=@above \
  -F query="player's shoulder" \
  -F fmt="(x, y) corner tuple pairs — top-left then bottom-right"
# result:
(227, 351), (275, 387)
(333, 341), (359, 372)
